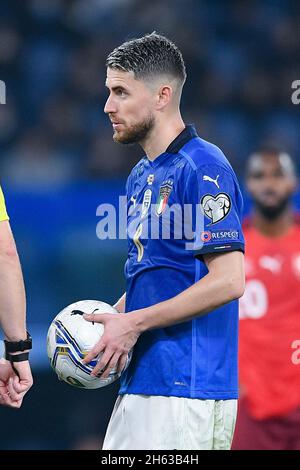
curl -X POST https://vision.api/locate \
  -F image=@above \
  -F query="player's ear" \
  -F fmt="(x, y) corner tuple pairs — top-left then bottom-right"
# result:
(155, 85), (172, 110)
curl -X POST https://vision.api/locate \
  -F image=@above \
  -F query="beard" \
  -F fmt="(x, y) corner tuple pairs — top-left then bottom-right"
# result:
(255, 195), (291, 220)
(112, 114), (155, 145)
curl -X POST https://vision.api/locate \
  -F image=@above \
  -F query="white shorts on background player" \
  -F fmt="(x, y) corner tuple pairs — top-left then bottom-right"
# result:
(102, 394), (237, 450)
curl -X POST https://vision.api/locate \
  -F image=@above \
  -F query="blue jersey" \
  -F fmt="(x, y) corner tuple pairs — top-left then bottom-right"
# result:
(120, 125), (244, 399)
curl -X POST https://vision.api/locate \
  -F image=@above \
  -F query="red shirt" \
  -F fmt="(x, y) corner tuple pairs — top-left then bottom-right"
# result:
(239, 220), (300, 419)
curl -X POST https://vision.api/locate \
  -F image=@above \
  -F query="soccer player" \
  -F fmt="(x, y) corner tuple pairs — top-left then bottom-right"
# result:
(232, 147), (300, 450)
(0, 186), (33, 408)
(83, 33), (245, 450)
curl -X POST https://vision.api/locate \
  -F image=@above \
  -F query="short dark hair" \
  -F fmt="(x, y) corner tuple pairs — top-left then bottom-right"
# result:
(106, 32), (186, 85)
(246, 144), (296, 177)
(252, 143), (285, 157)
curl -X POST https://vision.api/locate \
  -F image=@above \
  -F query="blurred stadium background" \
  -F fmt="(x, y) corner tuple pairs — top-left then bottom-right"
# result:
(0, 0), (299, 449)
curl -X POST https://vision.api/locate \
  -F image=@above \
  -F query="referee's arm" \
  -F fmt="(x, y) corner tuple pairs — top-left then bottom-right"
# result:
(0, 219), (33, 408)
(0, 220), (27, 341)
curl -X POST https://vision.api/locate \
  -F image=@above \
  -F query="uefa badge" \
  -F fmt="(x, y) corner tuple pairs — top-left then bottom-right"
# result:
(156, 180), (173, 216)
(201, 193), (231, 224)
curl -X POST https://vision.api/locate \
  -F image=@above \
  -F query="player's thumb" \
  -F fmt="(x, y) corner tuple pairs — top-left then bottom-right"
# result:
(83, 313), (107, 323)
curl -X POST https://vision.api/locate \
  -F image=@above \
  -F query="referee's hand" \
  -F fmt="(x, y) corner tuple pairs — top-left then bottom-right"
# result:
(0, 358), (33, 408)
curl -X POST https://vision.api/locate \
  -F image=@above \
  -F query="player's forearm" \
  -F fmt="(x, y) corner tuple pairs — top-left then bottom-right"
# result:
(0, 250), (26, 341)
(113, 293), (126, 313)
(129, 270), (244, 332)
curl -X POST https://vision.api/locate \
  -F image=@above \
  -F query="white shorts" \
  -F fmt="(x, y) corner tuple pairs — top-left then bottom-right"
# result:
(102, 394), (237, 450)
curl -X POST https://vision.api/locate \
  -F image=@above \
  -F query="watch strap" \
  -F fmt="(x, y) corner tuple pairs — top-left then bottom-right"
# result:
(5, 352), (29, 362)
(4, 332), (32, 353)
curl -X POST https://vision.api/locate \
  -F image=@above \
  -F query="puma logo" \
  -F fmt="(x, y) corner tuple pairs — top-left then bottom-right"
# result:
(203, 174), (220, 188)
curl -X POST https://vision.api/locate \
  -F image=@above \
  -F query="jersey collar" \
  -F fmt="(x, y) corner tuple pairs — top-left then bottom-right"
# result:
(166, 124), (198, 154)
(146, 124), (198, 167)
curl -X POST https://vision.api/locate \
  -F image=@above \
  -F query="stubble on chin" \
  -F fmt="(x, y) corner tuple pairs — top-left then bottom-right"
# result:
(112, 116), (155, 145)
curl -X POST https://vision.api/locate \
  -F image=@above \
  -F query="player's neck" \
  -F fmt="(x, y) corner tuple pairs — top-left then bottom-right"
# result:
(253, 209), (294, 237)
(141, 115), (185, 161)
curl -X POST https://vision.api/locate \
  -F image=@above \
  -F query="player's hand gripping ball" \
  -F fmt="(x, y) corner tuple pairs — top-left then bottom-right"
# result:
(47, 300), (132, 389)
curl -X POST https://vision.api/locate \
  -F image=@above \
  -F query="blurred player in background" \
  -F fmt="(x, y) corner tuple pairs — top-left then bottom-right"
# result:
(83, 33), (245, 450)
(232, 146), (300, 450)
(0, 186), (33, 408)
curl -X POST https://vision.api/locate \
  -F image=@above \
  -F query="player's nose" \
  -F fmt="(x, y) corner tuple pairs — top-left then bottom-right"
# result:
(263, 176), (279, 191)
(104, 95), (117, 114)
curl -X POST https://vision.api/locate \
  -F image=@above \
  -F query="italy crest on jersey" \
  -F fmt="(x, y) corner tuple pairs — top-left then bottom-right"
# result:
(156, 180), (173, 216)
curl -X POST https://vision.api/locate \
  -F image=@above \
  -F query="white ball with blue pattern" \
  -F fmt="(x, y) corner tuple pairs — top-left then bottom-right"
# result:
(47, 299), (132, 389)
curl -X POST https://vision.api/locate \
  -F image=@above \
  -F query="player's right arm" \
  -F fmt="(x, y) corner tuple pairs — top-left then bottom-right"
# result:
(0, 189), (33, 407)
(112, 172), (131, 315)
(113, 293), (126, 313)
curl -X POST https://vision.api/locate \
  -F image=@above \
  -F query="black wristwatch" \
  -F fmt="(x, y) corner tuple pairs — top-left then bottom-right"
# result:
(4, 331), (32, 362)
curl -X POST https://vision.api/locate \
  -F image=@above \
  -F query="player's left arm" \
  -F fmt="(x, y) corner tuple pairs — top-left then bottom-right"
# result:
(83, 250), (244, 377)
(130, 249), (245, 330)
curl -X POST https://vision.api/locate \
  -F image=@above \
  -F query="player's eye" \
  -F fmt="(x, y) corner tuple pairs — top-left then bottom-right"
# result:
(251, 172), (264, 180)
(115, 88), (127, 97)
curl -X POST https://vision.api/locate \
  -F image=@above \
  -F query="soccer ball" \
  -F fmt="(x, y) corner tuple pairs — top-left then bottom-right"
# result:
(46, 299), (132, 389)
